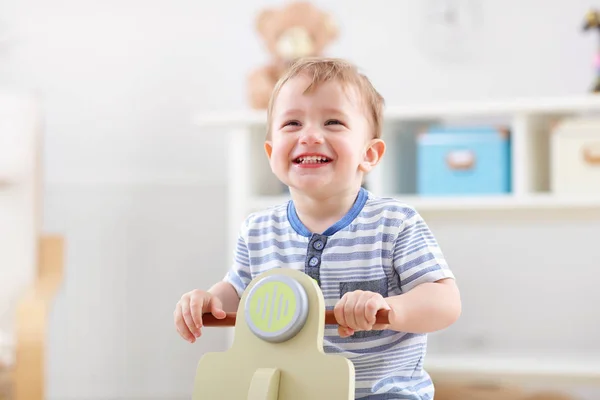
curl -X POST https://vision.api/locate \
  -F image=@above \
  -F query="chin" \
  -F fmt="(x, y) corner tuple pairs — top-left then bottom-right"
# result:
(289, 180), (331, 194)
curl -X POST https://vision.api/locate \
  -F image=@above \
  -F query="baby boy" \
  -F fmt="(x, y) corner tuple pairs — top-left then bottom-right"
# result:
(174, 57), (461, 399)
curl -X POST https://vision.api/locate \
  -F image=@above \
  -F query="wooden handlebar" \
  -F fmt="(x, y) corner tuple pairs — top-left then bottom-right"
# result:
(201, 309), (390, 327)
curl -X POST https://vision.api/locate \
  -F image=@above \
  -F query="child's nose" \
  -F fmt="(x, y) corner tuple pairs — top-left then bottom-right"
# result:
(299, 127), (324, 144)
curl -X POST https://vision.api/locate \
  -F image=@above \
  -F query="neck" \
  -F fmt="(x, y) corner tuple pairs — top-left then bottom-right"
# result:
(290, 186), (362, 234)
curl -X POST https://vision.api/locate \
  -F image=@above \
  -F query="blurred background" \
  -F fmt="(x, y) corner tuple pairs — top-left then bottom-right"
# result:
(1, 0), (600, 399)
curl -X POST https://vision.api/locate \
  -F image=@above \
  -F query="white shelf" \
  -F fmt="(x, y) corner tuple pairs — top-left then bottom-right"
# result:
(425, 352), (600, 384)
(382, 95), (600, 120)
(249, 193), (600, 212)
(194, 94), (600, 127)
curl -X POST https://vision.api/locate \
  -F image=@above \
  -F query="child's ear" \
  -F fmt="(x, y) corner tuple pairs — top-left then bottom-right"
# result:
(359, 139), (385, 173)
(264, 141), (273, 160)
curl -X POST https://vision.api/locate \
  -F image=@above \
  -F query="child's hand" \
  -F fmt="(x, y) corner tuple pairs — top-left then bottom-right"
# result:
(333, 290), (391, 337)
(174, 289), (226, 343)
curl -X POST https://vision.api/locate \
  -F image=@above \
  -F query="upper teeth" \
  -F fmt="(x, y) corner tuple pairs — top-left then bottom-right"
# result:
(296, 156), (329, 164)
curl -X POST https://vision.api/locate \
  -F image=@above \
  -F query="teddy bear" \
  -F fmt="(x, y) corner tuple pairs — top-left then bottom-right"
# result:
(434, 381), (577, 400)
(247, 1), (339, 109)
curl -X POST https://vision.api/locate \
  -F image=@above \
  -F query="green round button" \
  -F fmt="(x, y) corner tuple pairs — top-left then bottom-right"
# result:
(244, 274), (309, 343)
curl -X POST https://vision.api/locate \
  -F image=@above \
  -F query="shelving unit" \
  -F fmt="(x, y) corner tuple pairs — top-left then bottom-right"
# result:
(194, 94), (600, 387)
(195, 95), (600, 215)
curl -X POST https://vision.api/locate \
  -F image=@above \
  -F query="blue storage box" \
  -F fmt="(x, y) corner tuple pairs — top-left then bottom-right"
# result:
(416, 126), (511, 196)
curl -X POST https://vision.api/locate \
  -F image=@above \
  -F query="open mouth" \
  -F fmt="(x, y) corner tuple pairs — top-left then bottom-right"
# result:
(293, 155), (333, 165)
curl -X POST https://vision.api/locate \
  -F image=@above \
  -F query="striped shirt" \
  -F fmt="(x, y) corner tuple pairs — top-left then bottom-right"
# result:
(224, 187), (454, 399)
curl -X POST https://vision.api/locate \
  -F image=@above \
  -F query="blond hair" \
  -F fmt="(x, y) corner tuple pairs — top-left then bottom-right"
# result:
(266, 57), (385, 139)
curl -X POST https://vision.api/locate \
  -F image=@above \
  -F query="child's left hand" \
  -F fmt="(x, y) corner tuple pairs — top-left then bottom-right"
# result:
(333, 290), (392, 337)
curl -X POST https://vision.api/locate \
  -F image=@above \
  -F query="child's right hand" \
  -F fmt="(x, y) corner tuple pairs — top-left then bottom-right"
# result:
(174, 289), (226, 343)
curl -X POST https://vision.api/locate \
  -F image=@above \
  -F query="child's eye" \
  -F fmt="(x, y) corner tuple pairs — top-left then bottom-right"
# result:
(325, 119), (343, 125)
(283, 120), (301, 127)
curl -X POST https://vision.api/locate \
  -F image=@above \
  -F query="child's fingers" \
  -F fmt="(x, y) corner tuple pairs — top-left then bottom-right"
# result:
(338, 325), (354, 338)
(333, 297), (348, 328)
(174, 302), (196, 343)
(350, 291), (377, 331)
(180, 299), (199, 336)
(358, 291), (382, 330)
(343, 294), (359, 330)
(351, 293), (365, 330)
(335, 291), (390, 334)
(360, 292), (390, 330)
(210, 297), (226, 319)
(372, 301), (393, 331)
(364, 295), (381, 327)
(189, 292), (206, 331)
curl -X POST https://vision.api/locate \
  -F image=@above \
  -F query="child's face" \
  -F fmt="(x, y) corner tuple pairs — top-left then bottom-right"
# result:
(265, 75), (384, 198)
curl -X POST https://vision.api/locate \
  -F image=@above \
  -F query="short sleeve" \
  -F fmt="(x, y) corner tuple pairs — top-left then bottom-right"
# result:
(223, 219), (253, 298)
(392, 209), (454, 293)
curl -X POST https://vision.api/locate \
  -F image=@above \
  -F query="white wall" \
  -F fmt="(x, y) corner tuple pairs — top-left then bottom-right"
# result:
(1, 0), (599, 399)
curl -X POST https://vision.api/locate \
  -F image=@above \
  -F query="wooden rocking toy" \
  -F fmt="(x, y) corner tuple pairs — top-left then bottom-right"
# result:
(192, 268), (389, 400)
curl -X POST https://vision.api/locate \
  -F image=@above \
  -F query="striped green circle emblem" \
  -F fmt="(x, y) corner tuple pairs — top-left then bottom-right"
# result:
(244, 274), (309, 343)
(247, 280), (297, 333)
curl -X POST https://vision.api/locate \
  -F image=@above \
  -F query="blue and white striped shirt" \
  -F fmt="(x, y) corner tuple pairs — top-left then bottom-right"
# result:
(224, 187), (455, 399)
